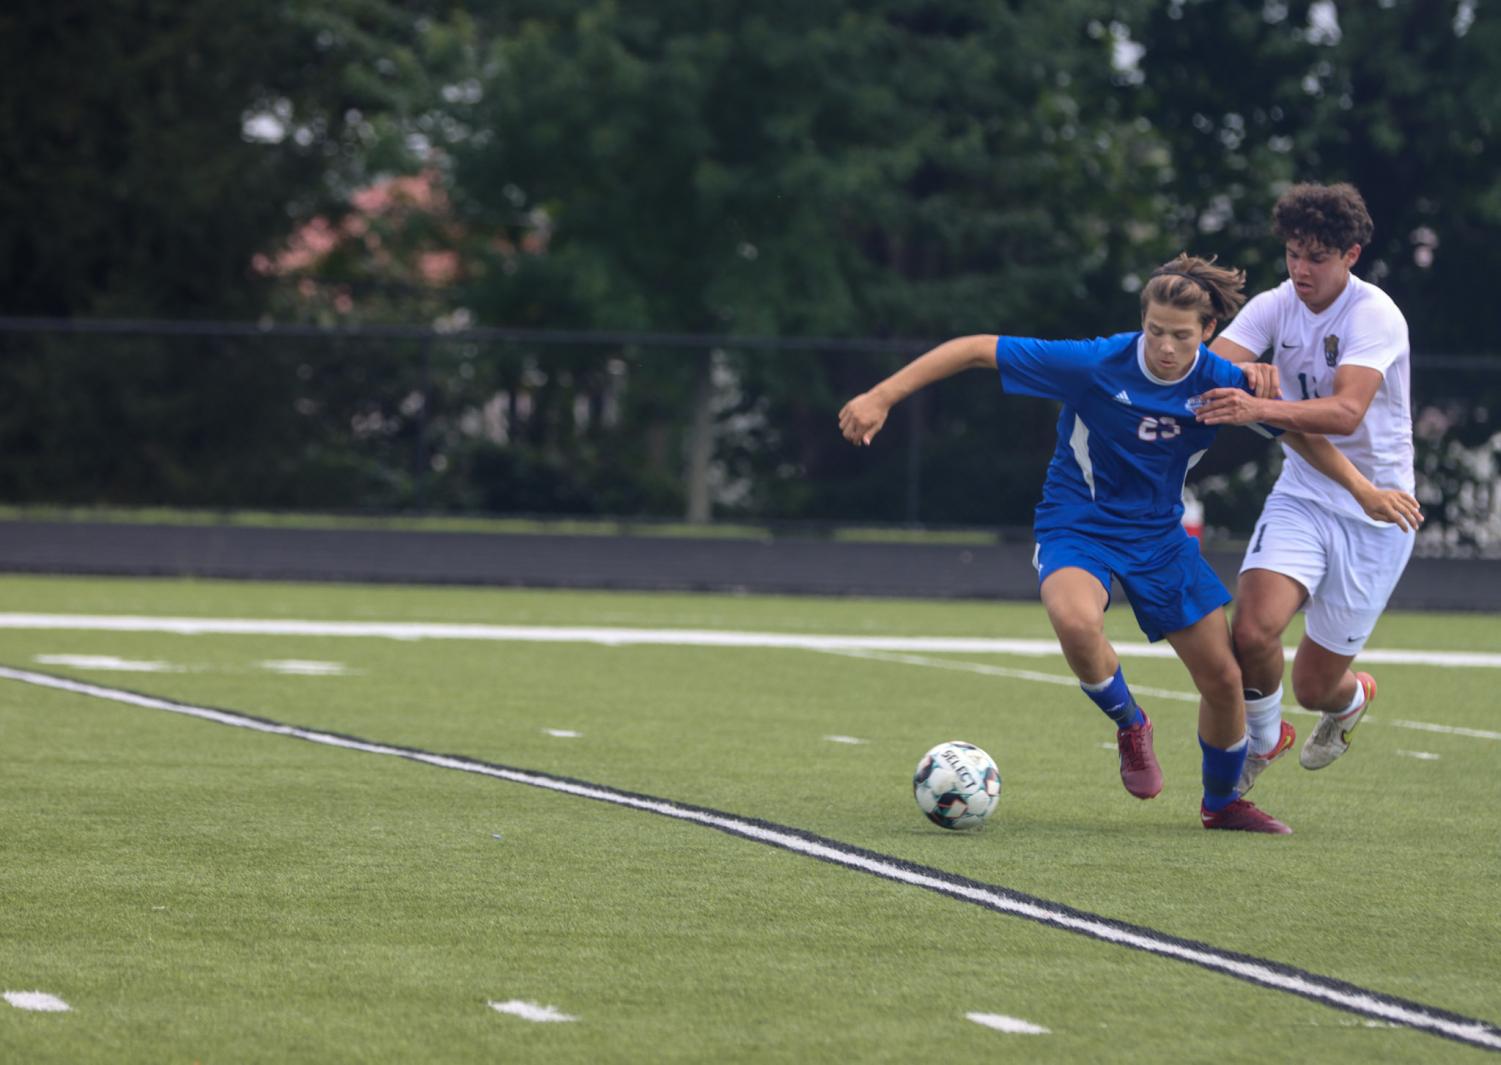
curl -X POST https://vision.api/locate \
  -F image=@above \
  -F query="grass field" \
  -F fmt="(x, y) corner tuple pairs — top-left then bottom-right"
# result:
(2, 574), (1499, 1063)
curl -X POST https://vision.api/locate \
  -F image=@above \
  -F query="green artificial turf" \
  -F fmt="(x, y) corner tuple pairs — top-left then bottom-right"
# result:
(1, 575), (1498, 1063)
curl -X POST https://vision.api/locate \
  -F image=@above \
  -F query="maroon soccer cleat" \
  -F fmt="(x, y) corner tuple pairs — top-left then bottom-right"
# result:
(1116, 713), (1163, 799)
(1200, 798), (1293, 834)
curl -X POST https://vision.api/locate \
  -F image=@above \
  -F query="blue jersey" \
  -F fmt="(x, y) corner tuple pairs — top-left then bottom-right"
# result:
(995, 331), (1274, 538)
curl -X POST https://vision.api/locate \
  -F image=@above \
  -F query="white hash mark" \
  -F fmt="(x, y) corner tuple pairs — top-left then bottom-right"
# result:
(488, 999), (577, 1023)
(34, 654), (178, 673)
(543, 728), (582, 738)
(259, 660), (350, 676)
(966, 1011), (1050, 1034)
(823, 735), (868, 744)
(1396, 750), (1440, 761)
(4, 991), (71, 1012)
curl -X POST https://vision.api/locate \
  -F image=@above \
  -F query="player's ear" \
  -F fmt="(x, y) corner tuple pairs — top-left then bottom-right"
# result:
(1344, 244), (1362, 269)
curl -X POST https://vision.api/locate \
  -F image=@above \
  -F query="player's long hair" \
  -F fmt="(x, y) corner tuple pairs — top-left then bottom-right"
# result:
(1140, 253), (1247, 328)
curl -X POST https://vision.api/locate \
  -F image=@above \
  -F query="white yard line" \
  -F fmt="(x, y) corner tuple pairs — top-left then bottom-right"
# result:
(815, 647), (1501, 743)
(1, 614), (1498, 668)
(8, 614), (1495, 742)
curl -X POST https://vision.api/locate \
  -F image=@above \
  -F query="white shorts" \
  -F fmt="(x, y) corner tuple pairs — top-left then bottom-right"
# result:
(1238, 491), (1414, 656)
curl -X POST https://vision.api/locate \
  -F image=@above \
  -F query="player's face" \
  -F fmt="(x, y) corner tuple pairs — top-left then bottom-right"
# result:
(1141, 301), (1212, 382)
(1285, 238), (1360, 313)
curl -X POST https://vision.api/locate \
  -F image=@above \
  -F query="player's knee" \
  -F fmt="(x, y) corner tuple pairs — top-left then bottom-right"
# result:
(1046, 608), (1103, 656)
(1201, 658), (1243, 707)
(1231, 612), (1281, 661)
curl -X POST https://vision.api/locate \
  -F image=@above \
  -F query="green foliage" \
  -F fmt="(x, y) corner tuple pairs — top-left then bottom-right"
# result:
(1124, 0), (1501, 352)
(437, 1), (1167, 521)
(4, 1), (1500, 532)
(0, 0), (438, 318)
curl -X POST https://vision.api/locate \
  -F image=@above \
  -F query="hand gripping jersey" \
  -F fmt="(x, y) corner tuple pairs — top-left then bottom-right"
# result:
(1217, 275), (1414, 525)
(995, 332), (1270, 539)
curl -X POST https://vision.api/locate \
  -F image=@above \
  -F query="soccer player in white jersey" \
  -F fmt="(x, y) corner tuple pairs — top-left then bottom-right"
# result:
(1195, 182), (1423, 790)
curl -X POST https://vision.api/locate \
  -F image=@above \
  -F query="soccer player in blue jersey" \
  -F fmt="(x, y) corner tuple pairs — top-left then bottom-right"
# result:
(839, 254), (1421, 833)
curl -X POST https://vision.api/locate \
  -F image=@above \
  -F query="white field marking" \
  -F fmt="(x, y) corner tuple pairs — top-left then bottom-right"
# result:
(817, 648), (1501, 743)
(823, 735), (868, 745)
(1387, 718), (1501, 741)
(1396, 750), (1441, 761)
(2, 614), (1500, 668)
(3, 991), (71, 1012)
(33, 654), (179, 673)
(487, 1000), (577, 1023)
(1099, 742), (1117, 750)
(966, 1012), (1050, 1035)
(3, 665), (1500, 1053)
(258, 659), (350, 676)
(543, 728), (582, 738)
(819, 647), (1201, 704)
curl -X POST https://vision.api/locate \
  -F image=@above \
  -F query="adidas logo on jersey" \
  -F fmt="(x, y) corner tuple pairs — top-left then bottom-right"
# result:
(1113, 389), (1132, 405)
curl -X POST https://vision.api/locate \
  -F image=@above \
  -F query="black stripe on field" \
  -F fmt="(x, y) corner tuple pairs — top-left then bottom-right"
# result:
(6, 663), (1499, 1054)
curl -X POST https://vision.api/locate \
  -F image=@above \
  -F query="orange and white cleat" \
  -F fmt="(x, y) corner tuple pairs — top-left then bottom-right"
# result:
(1238, 720), (1296, 795)
(1301, 672), (1376, 771)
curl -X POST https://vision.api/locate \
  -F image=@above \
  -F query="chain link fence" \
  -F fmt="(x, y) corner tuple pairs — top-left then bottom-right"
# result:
(2, 318), (1495, 555)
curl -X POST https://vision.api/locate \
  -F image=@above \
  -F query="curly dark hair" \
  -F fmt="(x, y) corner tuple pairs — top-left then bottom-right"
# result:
(1272, 182), (1374, 252)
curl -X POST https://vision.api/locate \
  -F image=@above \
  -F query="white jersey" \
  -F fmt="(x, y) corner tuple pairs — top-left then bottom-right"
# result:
(1219, 275), (1414, 524)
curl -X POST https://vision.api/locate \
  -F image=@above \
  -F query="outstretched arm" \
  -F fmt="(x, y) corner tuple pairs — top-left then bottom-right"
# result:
(1282, 432), (1424, 531)
(839, 334), (998, 446)
(1214, 338), (1280, 398)
(1196, 364), (1381, 435)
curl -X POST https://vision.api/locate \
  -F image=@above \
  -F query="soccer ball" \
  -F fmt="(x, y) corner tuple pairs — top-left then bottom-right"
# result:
(913, 740), (1001, 830)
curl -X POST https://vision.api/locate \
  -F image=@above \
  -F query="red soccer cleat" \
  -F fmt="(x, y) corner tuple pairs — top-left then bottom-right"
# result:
(1116, 713), (1163, 799)
(1201, 798), (1293, 834)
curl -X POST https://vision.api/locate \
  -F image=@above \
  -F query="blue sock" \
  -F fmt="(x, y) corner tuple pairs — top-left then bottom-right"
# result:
(1200, 735), (1249, 812)
(1081, 666), (1144, 728)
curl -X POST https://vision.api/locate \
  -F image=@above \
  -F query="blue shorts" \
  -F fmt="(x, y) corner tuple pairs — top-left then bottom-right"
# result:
(1033, 527), (1231, 642)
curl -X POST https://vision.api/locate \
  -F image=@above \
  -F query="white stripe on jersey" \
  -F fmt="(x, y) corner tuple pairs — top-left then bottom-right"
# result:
(1069, 415), (1096, 498)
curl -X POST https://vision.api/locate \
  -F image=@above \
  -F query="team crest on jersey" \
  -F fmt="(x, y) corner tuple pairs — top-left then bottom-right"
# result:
(1184, 394), (1206, 414)
(1324, 334), (1340, 367)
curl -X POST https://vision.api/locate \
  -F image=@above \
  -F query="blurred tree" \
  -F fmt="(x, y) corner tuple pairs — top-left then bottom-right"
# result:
(0, 0), (444, 509)
(1125, 0), (1501, 352)
(0, 0), (440, 318)
(441, 0), (1168, 522)
(1123, 0), (1501, 535)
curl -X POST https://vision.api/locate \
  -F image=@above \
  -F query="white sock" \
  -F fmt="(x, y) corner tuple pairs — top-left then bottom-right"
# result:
(1336, 679), (1366, 720)
(1245, 686), (1284, 757)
